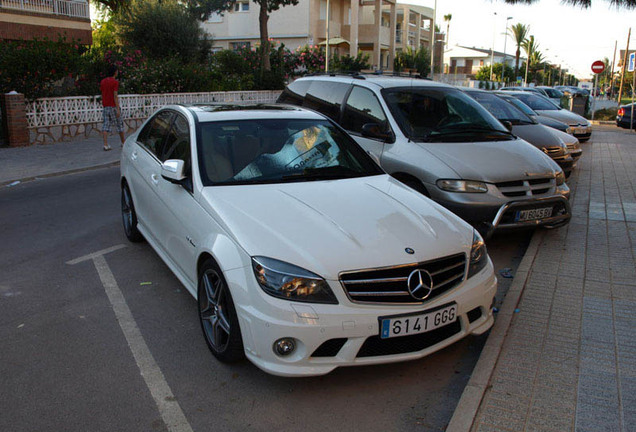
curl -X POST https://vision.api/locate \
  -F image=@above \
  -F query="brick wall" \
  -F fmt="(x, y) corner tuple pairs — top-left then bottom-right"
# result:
(0, 93), (29, 147)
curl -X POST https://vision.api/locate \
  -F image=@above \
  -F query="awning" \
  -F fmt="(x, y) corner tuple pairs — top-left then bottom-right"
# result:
(318, 37), (350, 46)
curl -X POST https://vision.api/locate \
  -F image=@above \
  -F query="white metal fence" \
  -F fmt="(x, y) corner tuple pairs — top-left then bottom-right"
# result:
(0, 0), (89, 18)
(26, 91), (283, 129)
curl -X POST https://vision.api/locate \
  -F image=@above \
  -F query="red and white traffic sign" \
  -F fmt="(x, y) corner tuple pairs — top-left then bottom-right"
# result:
(591, 60), (605, 74)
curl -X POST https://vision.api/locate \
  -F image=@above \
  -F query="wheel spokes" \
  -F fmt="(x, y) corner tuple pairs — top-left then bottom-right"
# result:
(200, 269), (231, 350)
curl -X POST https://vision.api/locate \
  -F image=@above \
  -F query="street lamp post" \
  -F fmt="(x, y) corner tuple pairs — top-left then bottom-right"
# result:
(430, 0), (437, 77)
(489, 12), (497, 81)
(500, 16), (513, 83)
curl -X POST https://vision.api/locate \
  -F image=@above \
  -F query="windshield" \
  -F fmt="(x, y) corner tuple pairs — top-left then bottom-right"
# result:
(515, 93), (560, 111)
(382, 87), (511, 142)
(499, 96), (537, 117)
(542, 88), (563, 98)
(197, 119), (383, 186)
(466, 91), (536, 125)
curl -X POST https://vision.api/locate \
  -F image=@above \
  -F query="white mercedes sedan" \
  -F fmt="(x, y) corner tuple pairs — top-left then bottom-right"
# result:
(120, 104), (497, 377)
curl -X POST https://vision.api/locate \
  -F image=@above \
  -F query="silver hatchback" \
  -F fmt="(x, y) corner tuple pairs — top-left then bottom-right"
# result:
(278, 75), (571, 235)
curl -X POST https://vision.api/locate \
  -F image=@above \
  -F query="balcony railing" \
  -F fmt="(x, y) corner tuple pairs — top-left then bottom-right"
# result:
(0, 0), (89, 19)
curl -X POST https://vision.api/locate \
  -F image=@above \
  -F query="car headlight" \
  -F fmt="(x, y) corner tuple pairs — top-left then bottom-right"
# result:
(437, 179), (488, 193)
(555, 171), (566, 186)
(251, 256), (338, 304)
(566, 127), (573, 134)
(468, 230), (488, 279)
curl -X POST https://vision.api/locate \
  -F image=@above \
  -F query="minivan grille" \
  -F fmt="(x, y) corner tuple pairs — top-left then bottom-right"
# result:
(339, 253), (466, 304)
(496, 178), (554, 197)
(543, 146), (562, 156)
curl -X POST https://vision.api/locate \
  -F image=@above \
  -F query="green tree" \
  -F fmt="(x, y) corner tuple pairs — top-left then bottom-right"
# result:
(191, 0), (298, 72)
(476, 63), (515, 83)
(113, 0), (211, 64)
(443, 14), (452, 47)
(510, 23), (529, 77)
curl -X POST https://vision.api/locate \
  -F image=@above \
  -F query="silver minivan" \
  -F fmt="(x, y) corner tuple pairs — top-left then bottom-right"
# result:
(277, 75), (571, 235)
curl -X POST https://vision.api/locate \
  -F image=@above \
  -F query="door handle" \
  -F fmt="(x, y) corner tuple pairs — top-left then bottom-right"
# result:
(151, 174), (159, 185)
(131, 151), (138, 161)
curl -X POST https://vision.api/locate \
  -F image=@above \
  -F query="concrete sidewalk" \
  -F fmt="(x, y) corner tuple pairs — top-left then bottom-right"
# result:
(0, 135), (122, 186)
(450, 125), (636, 432)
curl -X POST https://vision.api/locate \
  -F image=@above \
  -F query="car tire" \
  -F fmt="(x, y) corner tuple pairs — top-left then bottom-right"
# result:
(121, 183), (144, 243)
(198, 259), (245, 363)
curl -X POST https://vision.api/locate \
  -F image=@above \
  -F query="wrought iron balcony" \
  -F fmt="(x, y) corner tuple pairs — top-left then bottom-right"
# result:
(0, 0), (89, 19)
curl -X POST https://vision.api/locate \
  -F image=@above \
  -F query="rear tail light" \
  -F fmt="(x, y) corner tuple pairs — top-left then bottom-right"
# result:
(618, 108), (625, 116)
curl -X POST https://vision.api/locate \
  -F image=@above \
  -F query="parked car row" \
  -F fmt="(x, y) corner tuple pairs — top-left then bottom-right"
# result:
(119, 74), (588, 377)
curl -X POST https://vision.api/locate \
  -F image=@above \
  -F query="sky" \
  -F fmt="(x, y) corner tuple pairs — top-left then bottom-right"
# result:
(411, 0), (634, 80)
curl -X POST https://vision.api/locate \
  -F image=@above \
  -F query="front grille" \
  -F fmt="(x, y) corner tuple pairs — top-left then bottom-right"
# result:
(339, 253), (466, 304)
(543, 146), (563, 156)
(495, 177), (554, 197)
(356, 321), (462, 357)
(311, 338), (347, 357)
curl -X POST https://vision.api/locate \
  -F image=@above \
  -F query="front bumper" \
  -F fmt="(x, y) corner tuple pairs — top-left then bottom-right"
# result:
(570, 125), (592, 140)
(225, 261), (497, 377)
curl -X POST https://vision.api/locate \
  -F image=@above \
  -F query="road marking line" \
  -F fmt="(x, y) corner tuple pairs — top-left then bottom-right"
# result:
(69, 248), (194, 432)
(66, 244), (127, 265)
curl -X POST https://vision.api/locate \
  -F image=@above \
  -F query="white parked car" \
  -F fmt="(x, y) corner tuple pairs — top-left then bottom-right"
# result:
(120, 104), (496, 377)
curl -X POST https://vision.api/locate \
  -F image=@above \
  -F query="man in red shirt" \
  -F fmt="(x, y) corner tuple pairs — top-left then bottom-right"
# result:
(100, 65), (125, 151)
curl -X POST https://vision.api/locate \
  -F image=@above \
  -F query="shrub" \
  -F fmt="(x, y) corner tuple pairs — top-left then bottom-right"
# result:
(393, 47), (430, 77)
(295, 45), (325, 73)
(0, 37), (84, 99)
(330, 52), (370, 72)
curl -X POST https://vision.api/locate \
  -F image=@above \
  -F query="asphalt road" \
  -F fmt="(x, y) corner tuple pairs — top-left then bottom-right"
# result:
(0, 167), (529, 432)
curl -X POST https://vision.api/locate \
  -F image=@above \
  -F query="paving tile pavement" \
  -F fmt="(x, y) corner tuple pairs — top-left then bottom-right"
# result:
(0, 134), (122, 186)
(471, 126), (636, 432)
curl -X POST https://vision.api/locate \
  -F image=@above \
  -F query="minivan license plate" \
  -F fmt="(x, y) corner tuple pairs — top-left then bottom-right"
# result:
(515, 207), (553, 222)
(380, 304), (457, 339)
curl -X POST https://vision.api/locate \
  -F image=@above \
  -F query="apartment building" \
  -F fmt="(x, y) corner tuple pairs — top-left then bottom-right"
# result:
(0, 0), (91, 44)
(202, 0), (401, 70)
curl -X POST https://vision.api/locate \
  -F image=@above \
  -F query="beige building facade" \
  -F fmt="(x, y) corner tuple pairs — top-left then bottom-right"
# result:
(202, 0), (401, 71)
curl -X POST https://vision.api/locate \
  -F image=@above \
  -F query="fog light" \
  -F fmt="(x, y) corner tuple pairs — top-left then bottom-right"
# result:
(274, 338), (296, 356)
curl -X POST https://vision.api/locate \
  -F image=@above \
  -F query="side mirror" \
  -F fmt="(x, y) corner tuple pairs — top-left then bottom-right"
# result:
(361, 123), (394, 143)
(501, 120), (513, 132)
(161, 159), (186, 184)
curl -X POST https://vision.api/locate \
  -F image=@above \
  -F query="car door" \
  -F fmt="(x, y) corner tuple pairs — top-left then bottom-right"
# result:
(341, 86), (391, 161)
(128, 110), (174, 243)
(154, 113), (208, 285)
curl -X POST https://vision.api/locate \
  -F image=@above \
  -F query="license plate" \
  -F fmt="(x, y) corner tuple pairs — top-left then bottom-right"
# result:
(380, 304), (457, 339)
(515, 206), (553, 222)
(573, 127), (586, 134)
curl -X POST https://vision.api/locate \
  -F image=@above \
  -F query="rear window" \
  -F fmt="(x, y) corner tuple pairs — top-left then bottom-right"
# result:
(277, 80), (311, 106)
(303, 81), (350, 121)
(515, 94), (560, 111)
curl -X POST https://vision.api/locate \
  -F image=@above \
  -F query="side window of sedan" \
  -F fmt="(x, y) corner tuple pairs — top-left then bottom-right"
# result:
(161, 114), (193, 192)
(137, 110), (174, 158)
(341, 87), (388, 135)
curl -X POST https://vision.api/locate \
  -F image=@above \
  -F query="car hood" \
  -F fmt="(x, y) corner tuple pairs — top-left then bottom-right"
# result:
(536, 109), (588, 126)
(511, 124), (564, 149)
(199, 175), (472, 280)
(417, 138), (558, 183)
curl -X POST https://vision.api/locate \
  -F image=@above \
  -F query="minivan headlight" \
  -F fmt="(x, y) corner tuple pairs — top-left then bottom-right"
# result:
(468, 230), (488, 279)
(251, 256), (338, 304)
(566, 127), (573, 134)
(437, 179), (488, 193)
(555, 171), (565, 186)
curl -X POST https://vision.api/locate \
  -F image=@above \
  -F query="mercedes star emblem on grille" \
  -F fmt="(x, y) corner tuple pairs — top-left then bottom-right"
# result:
(407, 269), (434, 300)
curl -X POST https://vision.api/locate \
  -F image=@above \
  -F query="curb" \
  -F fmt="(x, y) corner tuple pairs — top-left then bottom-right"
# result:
(0, 161), (121, 187)
(446, 229), (545, 432)
(590, 120), (616, 125)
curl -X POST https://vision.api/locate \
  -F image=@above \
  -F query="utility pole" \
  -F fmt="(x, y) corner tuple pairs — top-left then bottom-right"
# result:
(325, 0), (330, 73)
(618, 28), (631, 104)
(430, 0), (437, 78)
(610, 40), (617, 99)
(490, 12), (497, 81)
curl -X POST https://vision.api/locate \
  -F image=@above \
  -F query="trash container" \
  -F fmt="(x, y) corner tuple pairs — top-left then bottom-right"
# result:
(568, 94), (587, 116)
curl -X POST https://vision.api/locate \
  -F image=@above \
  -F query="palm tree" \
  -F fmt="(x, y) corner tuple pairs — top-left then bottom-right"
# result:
(443, 14), (452, 47)
(510, 23), (529, 77)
